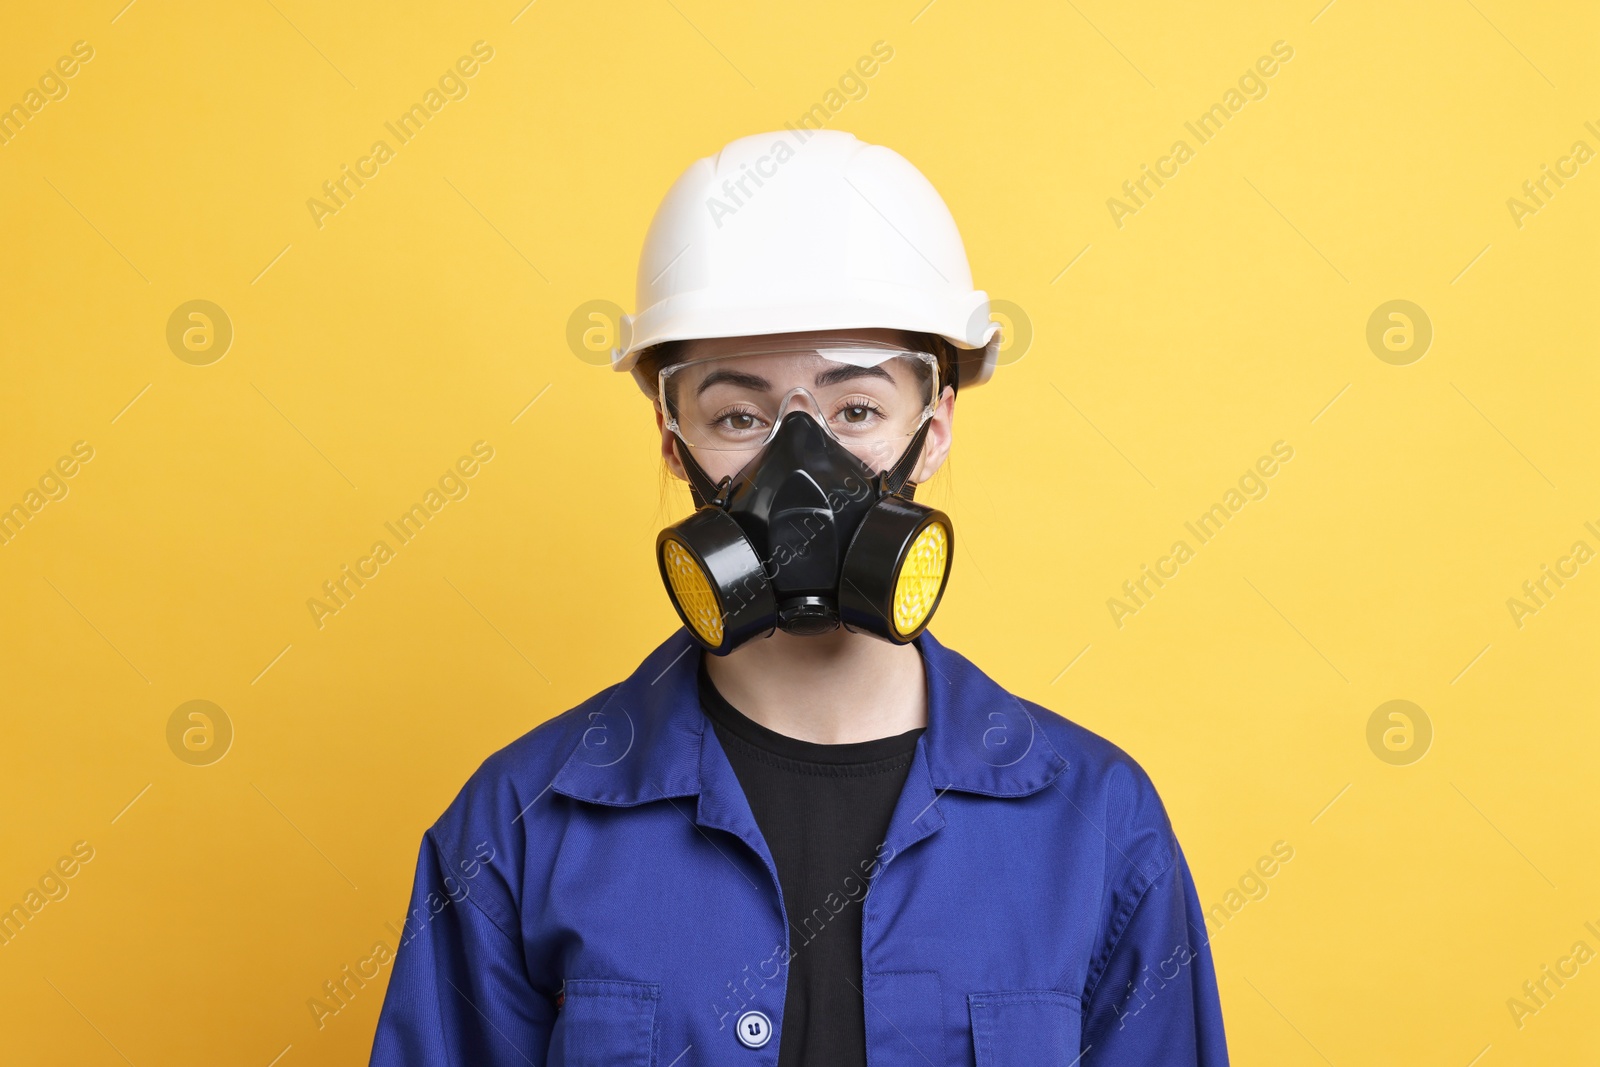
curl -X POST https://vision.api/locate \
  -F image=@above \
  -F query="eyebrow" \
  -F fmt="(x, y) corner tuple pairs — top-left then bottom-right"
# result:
(694, 369), (770, 396)
(813, 363), (895, 388)
(693, 363), (895, 396)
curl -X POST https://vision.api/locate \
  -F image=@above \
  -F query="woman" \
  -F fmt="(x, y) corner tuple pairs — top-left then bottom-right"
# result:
(370, 131), (1228, 1066)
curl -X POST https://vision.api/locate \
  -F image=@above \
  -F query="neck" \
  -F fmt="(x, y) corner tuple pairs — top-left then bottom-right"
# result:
(703, 628), (928, 744)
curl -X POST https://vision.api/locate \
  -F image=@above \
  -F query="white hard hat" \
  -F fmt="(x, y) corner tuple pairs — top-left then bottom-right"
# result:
(613, 130), (1003, 397)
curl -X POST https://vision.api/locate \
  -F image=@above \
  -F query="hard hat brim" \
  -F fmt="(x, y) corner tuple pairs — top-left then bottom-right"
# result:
(615, 286), (1002, 398)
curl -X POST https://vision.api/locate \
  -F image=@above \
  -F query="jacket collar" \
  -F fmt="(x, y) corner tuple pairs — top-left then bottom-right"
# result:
(549, 628), (1069, 811)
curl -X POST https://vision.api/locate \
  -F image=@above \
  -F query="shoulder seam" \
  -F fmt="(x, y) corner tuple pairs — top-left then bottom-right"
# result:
(1079, 835), (1177, 1009)
(461, 884), (520, 946)
(427, 828), (522, 947)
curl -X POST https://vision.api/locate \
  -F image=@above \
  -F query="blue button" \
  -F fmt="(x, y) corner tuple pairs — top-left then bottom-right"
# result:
(735, 1009), (772, 1049)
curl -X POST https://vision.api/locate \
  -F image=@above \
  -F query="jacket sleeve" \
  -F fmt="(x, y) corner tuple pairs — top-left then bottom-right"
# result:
(369, 828), (556, 1067)
(1080, 842), (1229, 1066)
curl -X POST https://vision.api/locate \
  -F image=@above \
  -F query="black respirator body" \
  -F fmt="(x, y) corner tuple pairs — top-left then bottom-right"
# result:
(657, 409), (953, 655)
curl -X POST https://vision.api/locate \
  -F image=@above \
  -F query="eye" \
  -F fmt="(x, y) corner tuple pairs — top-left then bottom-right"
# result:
(834, 398), (883, 426)
(712, 406), (768, 434)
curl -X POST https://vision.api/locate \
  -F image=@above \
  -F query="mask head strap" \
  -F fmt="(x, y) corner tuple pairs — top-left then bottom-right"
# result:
(673, 433), (729, 508)
(881, 416), (933, 500)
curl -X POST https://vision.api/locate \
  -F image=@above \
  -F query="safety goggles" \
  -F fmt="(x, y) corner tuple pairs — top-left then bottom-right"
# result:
(658, 339), (941, 468)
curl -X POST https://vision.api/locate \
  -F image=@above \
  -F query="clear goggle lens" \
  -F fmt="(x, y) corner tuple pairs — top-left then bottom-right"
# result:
(659, 342), (940, 468)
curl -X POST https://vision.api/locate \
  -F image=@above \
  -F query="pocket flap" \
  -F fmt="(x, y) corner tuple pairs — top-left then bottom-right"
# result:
(968, 989), (1082, 1067)
(549, 978), (659, 1067)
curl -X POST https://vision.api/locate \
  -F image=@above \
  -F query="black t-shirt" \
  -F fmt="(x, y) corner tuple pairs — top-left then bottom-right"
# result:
(697, 656), (925, 1067)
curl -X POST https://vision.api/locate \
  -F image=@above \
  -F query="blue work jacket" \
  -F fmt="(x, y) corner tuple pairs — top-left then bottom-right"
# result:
(370, 628), (1229, 1066)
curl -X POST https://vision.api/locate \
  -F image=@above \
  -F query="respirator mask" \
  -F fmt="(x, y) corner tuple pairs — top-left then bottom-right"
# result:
(655, 338), (955, 656)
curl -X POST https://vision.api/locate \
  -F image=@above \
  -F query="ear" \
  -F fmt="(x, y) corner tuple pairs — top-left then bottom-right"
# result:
(655, 402), (688, 481)
(910, 385), (955, 484)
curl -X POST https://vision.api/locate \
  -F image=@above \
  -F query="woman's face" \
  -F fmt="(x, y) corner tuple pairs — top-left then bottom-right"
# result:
(653, 328), (957, 488)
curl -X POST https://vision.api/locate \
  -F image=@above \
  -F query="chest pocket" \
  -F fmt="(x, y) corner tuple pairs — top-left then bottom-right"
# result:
(968, 989), (1082, 1067)
(548, 978), (659, 1067)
